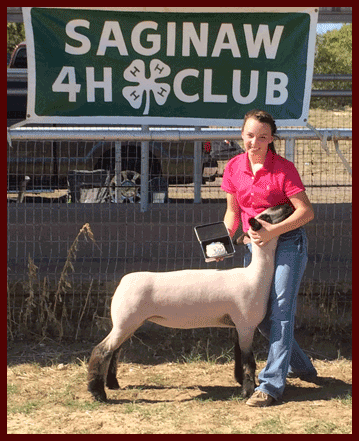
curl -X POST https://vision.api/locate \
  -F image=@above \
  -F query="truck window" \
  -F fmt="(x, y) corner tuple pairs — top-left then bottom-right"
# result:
(13, 47), (27, 68)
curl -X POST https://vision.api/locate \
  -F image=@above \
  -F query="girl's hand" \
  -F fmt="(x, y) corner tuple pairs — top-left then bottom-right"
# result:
(249, 219), (277, 246)
(243, 235), (251, 245)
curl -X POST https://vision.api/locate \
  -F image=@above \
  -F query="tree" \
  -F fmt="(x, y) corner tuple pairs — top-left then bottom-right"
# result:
(313, 24), (352, 109)
(314, 24), (352, 75)
(7, 23), (25, 56)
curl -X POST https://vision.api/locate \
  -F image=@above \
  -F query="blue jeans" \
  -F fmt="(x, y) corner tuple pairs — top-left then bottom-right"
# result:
(244, 227), (317, 400)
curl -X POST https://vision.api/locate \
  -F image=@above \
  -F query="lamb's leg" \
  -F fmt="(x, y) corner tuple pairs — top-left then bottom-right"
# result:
(88, 321), (142, 402)
(235, 326), (256, 398)
(233, 332), (243, 385)
(106, 347), (121, 390)
(241, 349), (256, 398)
(87, 337), (114, 402)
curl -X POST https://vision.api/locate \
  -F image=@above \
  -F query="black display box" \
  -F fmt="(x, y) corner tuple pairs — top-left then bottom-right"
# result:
(194, 221), (235, 263)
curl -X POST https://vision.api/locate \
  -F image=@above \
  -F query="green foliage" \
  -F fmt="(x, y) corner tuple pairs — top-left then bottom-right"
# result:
(7, 23), (25, 56)
(314, 24), (352, 76)
(313, 24), (352, 109)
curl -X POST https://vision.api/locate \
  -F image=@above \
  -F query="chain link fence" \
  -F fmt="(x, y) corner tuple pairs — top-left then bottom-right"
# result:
(7, 98), (352, 341)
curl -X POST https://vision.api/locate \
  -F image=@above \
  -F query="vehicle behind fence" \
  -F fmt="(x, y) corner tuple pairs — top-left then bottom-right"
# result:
(7, 104), (352, 341)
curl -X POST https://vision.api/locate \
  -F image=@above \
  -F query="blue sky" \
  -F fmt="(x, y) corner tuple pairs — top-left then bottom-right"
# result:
(316, 23), (345, 34)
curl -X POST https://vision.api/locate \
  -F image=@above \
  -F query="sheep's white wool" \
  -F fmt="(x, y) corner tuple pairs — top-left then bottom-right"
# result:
(106, 205), (293, 355)
(88, 204), (294, 402)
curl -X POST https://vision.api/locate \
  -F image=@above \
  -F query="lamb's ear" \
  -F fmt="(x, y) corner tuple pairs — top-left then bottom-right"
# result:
(249, 218), (262, 231)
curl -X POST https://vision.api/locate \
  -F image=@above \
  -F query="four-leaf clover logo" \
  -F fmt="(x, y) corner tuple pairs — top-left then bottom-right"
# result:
(123, 59), (171, 115)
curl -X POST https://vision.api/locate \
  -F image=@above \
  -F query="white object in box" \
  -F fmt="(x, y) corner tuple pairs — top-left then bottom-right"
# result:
(194, 221), (235, 263)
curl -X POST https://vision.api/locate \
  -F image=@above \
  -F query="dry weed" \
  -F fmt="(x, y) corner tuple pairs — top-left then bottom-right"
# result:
(9, 223), (97, 341)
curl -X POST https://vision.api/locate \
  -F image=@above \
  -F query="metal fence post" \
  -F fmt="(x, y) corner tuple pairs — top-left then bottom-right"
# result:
(115, 141), (122, 203)
(194, 135), (202, 204)
(140, 126), (150, 212)
(285, 138), (295, 163)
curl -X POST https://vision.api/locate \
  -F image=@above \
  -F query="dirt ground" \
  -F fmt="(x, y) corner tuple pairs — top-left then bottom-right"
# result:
(7, 339), (352, 434)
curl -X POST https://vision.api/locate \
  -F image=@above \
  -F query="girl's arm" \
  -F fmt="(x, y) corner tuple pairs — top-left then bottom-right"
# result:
(281, 191), (315, 232)
(223, 193), (241, 238)
(250, 191), (314, 245)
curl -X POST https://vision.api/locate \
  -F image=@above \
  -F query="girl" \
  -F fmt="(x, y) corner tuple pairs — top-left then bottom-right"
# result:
(221, 109), (317, 407)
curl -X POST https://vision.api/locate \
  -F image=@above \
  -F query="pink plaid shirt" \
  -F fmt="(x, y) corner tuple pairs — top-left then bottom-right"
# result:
(221, 150), (305, 232)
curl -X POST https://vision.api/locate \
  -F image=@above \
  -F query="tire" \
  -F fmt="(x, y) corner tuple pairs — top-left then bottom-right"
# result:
(95, 142), (161, 203)
(109, 169), (141, 203)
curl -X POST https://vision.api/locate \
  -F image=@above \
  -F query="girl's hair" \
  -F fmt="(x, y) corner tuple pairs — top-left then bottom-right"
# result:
(243, 109), (277, 154)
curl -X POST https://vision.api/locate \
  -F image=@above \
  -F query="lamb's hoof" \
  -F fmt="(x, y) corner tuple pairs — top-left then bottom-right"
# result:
(92, 390), (108, 403)
(88, 379), (108, 403)
(106, 377), (120, 390)
(242, 382), (255, 399)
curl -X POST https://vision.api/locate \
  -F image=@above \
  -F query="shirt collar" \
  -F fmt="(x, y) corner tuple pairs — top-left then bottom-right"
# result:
(242, 149), (275, 174)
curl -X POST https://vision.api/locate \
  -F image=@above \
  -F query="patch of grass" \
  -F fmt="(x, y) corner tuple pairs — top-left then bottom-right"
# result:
(62, 399), (103, 412)
(179, 338), (234, 364)
(146, 373), (170, 387)
(227, 394), (246, 403)
(304, 421), (349, 435)
(250, 417), (285, 434)
(334, 392), (352, 406)
(122, 403), (139, 414)
(7, 384), (18, 395)
(8, 400), (41, 416)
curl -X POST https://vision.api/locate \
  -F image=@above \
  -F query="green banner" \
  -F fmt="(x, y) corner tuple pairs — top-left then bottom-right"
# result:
(23, 7), (318, 126)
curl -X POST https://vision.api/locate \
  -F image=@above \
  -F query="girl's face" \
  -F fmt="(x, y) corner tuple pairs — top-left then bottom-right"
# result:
(241, 118), (273, 159)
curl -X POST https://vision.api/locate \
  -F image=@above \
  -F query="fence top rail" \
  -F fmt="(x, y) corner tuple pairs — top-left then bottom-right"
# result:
(8, 127), (352, 142)
(313, 74), (352, 82)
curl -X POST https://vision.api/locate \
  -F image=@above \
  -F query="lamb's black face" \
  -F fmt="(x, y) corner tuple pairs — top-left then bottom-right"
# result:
(248, 204), (294, 231)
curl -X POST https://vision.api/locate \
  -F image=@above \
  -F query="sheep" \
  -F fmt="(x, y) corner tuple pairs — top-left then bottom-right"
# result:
(87, 204), (294, 402)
